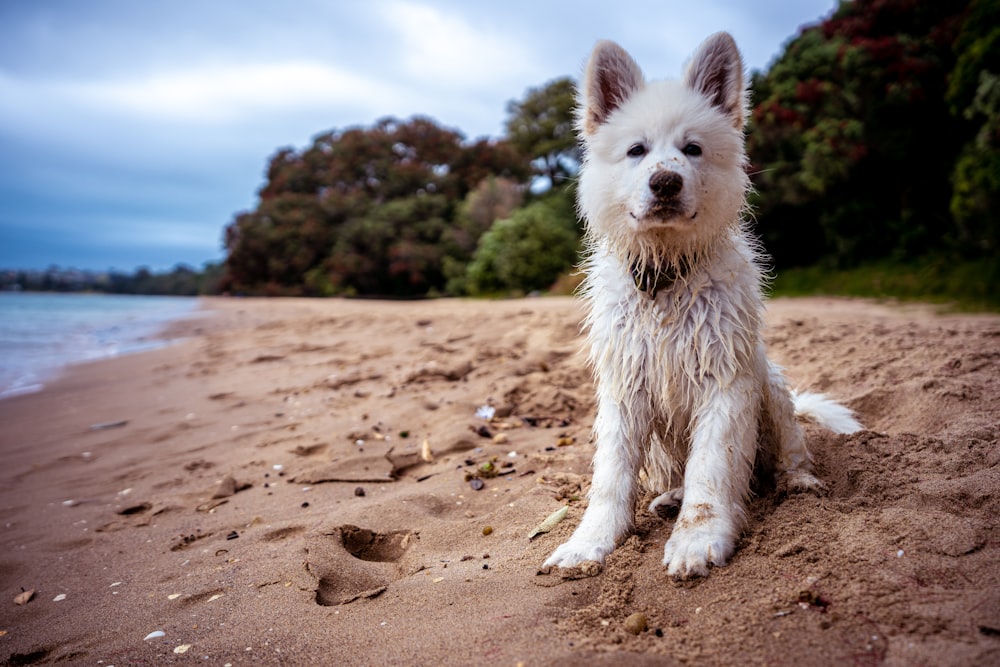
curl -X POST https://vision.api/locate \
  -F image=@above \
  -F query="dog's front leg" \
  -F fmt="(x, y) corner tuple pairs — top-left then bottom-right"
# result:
(543, 392), (647, 569)
(663, 377), (757, 578)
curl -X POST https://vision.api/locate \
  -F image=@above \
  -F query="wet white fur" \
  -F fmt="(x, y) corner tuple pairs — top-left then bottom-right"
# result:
(543, 33), (861, 579)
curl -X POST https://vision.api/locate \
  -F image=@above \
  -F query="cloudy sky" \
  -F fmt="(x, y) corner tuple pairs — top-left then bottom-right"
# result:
(0, 0), (836, 272)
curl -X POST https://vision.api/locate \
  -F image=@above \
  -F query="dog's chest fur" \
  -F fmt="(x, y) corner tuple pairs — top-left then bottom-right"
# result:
(582, 230), (765, 465)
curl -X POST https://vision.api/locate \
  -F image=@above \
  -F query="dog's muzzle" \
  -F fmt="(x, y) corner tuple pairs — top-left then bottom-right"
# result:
(646, 170), (690, 219)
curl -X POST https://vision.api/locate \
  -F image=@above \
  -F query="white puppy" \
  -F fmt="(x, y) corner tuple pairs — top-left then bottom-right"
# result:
(543, 33), (861, 579)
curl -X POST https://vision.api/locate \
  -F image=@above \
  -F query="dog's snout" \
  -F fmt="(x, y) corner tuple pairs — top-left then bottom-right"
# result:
(649, 171), (683, 200)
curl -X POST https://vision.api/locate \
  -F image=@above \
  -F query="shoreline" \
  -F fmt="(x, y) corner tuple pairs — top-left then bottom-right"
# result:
(1, 296), (998, 665)
(0, 293), (208, 401)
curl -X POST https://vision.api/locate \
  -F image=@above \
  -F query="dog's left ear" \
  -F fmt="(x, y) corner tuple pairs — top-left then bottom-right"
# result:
(683, 32), (746, 129)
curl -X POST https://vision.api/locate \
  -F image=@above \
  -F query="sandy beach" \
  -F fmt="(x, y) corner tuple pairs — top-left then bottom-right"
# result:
(1, 295), (997, 666)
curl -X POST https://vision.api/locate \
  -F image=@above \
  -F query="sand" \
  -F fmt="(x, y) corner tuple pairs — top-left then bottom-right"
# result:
(1, 296), (997, 666)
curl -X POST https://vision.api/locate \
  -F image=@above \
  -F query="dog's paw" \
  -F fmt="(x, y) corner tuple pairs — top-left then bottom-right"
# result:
(785, 469), (826, 495)
(543, 535), (614, 570)
(662, 522), (735, 580)
(648, 488), (684, 519)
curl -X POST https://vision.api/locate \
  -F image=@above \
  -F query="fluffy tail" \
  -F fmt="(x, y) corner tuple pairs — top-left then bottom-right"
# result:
(792, 390), (862, 434)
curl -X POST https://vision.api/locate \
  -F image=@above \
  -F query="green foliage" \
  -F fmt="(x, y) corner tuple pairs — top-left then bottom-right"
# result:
(770, 254), (1000, 311)
(326, 194), (452, 295)
(464, 188), (580, 295)
(505, 78), (580, 187)
(222, 116), (531, 296)
(947, 0), (1000, 257)
(443, 177), (525, 294)
(748, 0), (974, 268)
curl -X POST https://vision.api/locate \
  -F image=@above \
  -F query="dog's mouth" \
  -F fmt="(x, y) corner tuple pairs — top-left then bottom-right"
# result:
(630, 206), (698, 227)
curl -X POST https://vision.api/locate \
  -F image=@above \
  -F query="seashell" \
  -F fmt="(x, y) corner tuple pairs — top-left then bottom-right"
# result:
(528, 505), (569, 539)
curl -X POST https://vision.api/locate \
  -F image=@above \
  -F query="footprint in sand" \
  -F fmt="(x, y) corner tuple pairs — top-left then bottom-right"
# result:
(305, 525), (416, 606)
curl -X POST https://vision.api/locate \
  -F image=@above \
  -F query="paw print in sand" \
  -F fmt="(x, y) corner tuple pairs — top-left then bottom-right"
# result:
(305, 525), (416, 606)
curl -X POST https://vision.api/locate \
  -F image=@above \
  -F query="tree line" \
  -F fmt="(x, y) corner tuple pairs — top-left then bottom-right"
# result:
(0, 264), (223, 296)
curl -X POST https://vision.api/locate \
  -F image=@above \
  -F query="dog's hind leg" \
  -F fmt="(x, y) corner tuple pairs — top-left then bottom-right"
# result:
(543, 392), (649, 569)
(764, 358), (824, 491)
(649, 487), (683, 519)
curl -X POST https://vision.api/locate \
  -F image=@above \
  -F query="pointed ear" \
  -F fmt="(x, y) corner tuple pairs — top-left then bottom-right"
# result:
(578, 40), (645, 136)
(683, 32), (746, 128)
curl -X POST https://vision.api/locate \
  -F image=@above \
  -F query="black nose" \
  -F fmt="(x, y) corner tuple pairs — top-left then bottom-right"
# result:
(649, 171), (683, 200)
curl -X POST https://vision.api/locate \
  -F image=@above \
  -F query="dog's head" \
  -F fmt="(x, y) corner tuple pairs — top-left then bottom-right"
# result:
(576, 33), (750, 258)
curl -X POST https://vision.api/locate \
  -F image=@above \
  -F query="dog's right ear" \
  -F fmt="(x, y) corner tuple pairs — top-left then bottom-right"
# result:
(579, 40), (645, 136)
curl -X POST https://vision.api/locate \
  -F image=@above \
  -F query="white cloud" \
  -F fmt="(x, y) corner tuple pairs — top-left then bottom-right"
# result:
(379, 1), (538, 90)
(0, 61), (403, 126)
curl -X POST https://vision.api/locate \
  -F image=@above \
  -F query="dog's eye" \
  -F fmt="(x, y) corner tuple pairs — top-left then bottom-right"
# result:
(682, 143), (702, 157)
(627, 143), (647, 158)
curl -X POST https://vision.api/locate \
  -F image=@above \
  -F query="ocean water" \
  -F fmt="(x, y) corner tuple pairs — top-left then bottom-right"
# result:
(0, 292), (202, 399)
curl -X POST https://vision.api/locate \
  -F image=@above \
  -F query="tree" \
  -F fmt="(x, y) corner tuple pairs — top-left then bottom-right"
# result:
(443, 177), (525, 294)
(325, 194), (452, 296)
(464, 188), (580, 294)
(505, 78), (580, 187)
(747, 0), (971, 268)
(947, 0), (1000, 257)
(222, 116), (533, 296)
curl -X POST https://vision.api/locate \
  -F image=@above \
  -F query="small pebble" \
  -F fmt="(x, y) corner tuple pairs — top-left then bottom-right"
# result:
(354, 487), (366, 497)
(624, 612), (648, 635)
(301, 502), (310, 508)
(226, 531), (239, 540)
(173, 644), (191, 654)
(144, 631), (165, 641)
(469, 478), (485, 491)
(52, 593), (67, 602)
(482, 526), (493, 536)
